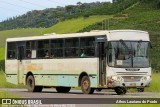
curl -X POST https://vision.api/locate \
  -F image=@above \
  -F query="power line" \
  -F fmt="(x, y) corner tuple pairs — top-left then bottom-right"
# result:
(47, 0), (66, 6)
(19, 0), (47, 8)
(0, 0), (32, 10)
(56, 0), (74, 5)
(0, 6), (22, 12)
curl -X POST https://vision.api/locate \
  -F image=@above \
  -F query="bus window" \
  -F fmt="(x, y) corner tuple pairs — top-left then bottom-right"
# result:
(7, 42), (16, 59)
(65, 38), (79, 57)
(37, 40), (50, 58)
(26, 50), (31, 58)
(80, 37), (95, 57)
(26, 41), (36, 59)
(51, 39), (63, 58)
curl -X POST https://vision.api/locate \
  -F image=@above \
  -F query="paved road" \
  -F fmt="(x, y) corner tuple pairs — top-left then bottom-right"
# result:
(1, 88), (160, 106)
(1, 88), (160, 98)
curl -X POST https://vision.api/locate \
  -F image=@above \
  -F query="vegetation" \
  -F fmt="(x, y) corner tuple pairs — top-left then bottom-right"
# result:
(0, 48), (5, 60)
(79, 1), (160, 71)
(0, 0), (140, 31)
(41, 15), (112, 34)
(0, 2), (105, 31)
(0, 28), (45, 48)
(117, 104), (160, 107)
(0, 71), (16, 88)
(0, 91), (18, 98)
(145, 73), (160, 92)
(69, 0), (139, 19)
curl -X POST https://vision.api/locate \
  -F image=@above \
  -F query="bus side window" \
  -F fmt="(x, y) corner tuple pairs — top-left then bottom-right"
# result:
(80, 37), (95, 57)
(7, 42), (16, 59)
(26, 50), (31, 58)
(51, 39), (63, 58)
(45, 50), (49, 58)
(37, 40), (50, 58)
(65, 38), (79, 57)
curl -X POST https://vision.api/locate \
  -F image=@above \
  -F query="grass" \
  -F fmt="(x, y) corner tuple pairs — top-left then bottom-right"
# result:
(127, 73), (160, 92)
(0, 72), (20, 98)
(41, 15), (112, 34)
(0, 71), (25, 88)
(144, 73), (160, 92)
(0, 28), (45, 48)
(0, 48), (5, 60)
(0, 15), (111, 48)
(0, 91), (18, 98)
(0, 67), (159, 92)
(116, 104), (160, 107)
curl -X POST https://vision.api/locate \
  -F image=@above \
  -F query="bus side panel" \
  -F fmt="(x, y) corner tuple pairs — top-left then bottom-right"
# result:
(90, 76), (98, 87)
(5, 60), (18, 84)
(23, 58), (99, 87)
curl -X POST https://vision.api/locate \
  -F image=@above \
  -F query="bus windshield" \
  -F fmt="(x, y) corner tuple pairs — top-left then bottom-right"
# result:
(108, 41), (150, 68)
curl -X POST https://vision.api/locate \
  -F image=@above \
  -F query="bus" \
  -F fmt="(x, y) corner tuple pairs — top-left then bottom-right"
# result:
(5, 30), (151, 95)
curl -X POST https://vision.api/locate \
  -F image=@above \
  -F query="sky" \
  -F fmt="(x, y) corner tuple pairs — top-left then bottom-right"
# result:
(0, 0), (112, 22)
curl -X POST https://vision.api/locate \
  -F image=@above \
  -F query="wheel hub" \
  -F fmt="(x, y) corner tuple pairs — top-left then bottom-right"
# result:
(83, 80), (89, 90)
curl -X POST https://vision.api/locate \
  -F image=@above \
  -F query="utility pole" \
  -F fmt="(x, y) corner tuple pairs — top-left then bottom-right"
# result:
(102, 20), (104, 30)
(104, 19), (106, 30)
(108, 18), (110, 30)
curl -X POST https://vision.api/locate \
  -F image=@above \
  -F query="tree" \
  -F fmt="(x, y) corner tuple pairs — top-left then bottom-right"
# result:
(65, 5), (74, 15)
(77, 2), (82, 6)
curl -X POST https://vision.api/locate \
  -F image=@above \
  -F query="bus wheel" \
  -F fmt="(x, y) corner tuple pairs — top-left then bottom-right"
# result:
(81, 76), (94, 94)
(35, 86), (43, 92)
(96, 89), (102, 92)
(56, 87), (71, 93)
(137, 88), (144, 92)
(115, 87), (127, 95)
(26, 75), (43, 92)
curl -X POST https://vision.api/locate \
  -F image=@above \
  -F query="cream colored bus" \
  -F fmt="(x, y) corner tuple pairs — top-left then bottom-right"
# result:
(5, 30), (151, 94)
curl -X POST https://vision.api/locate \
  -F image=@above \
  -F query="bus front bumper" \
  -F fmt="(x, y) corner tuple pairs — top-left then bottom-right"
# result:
(109, 80), (151, 88)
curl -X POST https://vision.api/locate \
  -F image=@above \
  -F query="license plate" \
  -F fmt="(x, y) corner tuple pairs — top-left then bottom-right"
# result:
(130, 83), (136, 86)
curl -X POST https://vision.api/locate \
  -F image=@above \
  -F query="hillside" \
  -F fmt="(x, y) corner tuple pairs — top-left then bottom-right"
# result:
(0, 0), (139, 31)
(41, 15), (112, 34)
(79, 1), (160, 70)
(0, 28), (45, 48)
(0, 2), (105, 31)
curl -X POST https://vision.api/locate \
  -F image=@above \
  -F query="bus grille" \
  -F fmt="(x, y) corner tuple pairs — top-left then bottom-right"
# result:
(122, 76), (142, 82)
(116, 72), (148, 76)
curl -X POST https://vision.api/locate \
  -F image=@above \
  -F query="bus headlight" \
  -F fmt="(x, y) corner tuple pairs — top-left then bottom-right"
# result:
(141, 76), (151, 81)
(146, 76), (151, 80)
(111, 76), (123, 82)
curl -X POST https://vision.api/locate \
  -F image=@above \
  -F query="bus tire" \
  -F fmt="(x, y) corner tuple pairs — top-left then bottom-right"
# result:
(56, 87), (71, 93)
(115, 87), (127, 95)
(35, 86), (43, 92)
(81, 76), (94, 94)
(96, 89), (102, 92)
(26, 75), (43, 92)
(137, 88), (144, 92)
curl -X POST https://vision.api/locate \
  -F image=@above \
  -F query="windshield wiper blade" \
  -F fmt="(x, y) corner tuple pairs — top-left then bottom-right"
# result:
(119, 39), (129, 51)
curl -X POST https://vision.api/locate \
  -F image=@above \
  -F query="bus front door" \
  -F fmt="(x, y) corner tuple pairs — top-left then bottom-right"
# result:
(17, 45), (25, 84)
(96, 37), (107, 87)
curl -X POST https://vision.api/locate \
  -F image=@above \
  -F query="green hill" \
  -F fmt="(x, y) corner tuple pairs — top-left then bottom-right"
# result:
(79, 1), (160, 70)
(41, 15), (112, 34)
(0, 28), (45, 48)
(0, 15), (111, 71)
(0, 2), (105, 31)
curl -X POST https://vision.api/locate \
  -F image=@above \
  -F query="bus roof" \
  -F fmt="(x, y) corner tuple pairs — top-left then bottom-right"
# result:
(6, 30), (149, 42)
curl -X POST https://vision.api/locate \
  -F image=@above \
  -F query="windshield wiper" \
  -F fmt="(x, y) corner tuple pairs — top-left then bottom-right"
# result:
(119, 39), (130, 51)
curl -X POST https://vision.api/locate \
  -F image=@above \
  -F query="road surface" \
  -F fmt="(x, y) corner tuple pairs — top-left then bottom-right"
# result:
(0, 88), (160, 106)
(1, 88), (160, 98)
